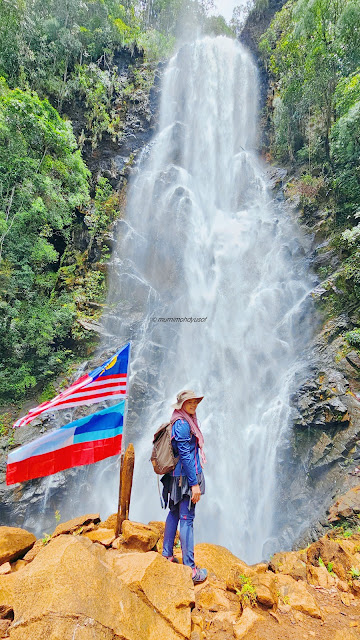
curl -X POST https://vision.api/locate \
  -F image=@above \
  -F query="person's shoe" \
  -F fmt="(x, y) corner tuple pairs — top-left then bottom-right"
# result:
(192, 566), (207, 584)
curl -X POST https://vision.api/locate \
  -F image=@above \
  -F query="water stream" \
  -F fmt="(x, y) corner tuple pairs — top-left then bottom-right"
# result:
(98, 36), (314, 563)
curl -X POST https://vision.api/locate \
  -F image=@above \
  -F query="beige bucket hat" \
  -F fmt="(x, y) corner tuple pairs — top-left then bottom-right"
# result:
(171, 389), (204, 410)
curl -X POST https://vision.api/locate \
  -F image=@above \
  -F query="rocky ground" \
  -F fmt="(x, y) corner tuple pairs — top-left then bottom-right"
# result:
(1, 487), (360, 640)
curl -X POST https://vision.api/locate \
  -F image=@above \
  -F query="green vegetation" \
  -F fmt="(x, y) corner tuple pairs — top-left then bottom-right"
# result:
(235, 574), (257, 606)
(0, 79), (90, 402)
(0, 0), (230, 405)
(260, 0), (360, 334)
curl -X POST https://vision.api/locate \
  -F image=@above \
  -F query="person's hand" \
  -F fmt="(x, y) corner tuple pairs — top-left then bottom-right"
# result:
(191, 484), (201, 504)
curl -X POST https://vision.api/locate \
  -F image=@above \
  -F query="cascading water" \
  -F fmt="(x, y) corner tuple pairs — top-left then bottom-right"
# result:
(101, 36), (313, 563)
(9, 34), (316, 558)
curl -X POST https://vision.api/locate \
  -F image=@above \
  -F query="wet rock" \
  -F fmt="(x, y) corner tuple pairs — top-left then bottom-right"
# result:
(121, 520), (159, 551)
(328, 486), (360, 522)
(0, 528), (36, 565)
(346, 350), (360, 371)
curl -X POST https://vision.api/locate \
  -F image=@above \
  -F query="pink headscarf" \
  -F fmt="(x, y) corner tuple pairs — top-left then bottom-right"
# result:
(170, 407), (207, 467)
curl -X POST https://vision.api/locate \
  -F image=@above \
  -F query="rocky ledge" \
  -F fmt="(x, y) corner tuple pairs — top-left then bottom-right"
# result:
(1, 498), (360, 640)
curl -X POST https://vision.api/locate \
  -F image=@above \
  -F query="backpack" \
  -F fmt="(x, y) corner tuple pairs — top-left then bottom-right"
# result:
(151, 421), (179, 475)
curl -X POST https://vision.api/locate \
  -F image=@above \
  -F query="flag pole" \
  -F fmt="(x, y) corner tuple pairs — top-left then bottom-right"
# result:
(115, 346), (134, 537)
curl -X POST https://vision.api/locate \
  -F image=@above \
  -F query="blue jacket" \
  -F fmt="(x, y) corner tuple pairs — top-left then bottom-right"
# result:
(171, 419), (201, 487)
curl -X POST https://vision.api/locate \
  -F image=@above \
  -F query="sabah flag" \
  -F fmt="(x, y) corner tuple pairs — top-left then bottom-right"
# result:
(6, 401), (125, 485)
(13, 343), (131, 429)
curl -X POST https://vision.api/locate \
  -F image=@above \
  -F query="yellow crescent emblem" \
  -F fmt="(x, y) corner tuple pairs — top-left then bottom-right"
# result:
(105, 356), (117, 370)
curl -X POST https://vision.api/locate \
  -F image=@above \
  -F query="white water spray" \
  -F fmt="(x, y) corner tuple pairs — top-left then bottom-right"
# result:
(103, 36), (313, 563)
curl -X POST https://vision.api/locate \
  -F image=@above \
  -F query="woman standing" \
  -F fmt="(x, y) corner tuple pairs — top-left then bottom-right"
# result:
(161, 390), (208, 584)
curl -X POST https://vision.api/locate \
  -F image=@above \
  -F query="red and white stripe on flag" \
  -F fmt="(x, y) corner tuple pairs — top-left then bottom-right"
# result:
(13, 343), (130, 429)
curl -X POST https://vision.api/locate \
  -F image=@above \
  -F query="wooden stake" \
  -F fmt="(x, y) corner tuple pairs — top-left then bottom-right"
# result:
(116, 443), (135, 537)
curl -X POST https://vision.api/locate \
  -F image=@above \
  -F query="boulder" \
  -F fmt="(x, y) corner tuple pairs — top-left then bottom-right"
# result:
(252, 572), (278, 608)
(194, 544), (246, 582)
(275, 574), (322, 619)
(233, 608), (262, 639)
(101, 513), (117, 531)
(52, 514), (100, 537)
(307, 535), (354, 581)
(328, 486), (360, 522)
(22, 539), (43, 563)
(108, 550), (193, 637)
(121, 521), (159, 551)
(226, 562), (256, 592)
(83, 528), (115, 547)
(196, 582), (232, 612)
(0, 528), (36, 566)
(306, 564), (337, 588)
(269, 550), (307, 581)
(9, 534), (190, 640)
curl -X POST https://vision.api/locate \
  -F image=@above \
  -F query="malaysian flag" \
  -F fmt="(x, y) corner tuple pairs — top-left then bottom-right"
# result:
(13, 343), (130, 429)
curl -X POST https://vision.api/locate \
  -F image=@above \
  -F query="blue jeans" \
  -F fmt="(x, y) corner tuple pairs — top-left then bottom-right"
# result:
(162, 496), (196, 568)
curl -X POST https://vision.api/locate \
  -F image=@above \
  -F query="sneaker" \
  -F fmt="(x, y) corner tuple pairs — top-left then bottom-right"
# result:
(192, 566), (208, 584)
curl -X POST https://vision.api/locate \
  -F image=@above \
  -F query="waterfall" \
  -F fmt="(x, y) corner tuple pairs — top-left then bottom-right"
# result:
(101, 36), (313, 564)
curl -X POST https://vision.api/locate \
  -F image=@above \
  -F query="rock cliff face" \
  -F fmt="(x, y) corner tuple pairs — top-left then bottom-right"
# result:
(240, 1), (360, 548)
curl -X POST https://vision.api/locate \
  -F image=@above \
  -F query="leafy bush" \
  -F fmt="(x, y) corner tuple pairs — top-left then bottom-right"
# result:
(0, 80), (90, 402)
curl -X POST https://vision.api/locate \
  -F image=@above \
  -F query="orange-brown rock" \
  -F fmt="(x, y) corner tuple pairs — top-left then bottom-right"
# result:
(0, 528), (36, 566)
(269, 550), (307, 581)
(9, 534), (191, 640)
(22, 539), (43, 563)
(106, 550), (193, 637)
(83, 527), (115, 547)
(334, 631), (359, 640)
(148, 521), (180, 553)
(0, 618), (10, 636)
(101, 513), (117, 531)
(226, 562), (256, 592)
(51, 513), (100, 537)
(352, 578), (360, 594)
(307, 535), (354, 581)
(0, 573), (15, 611)
(121, 520), (159, 551)
(10, 561), (27, 573)
(275, 574), (322, 618)
(0, 564), (11, 576)
(196, 581), (232, 612)
(233, 607), (262, 639)
(252, 572), (278, 608)
(328, 486), (360, 522)
(194, 543), (247, 582)
(306, 564), (337, 588)
(0, 604), (13, 619)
